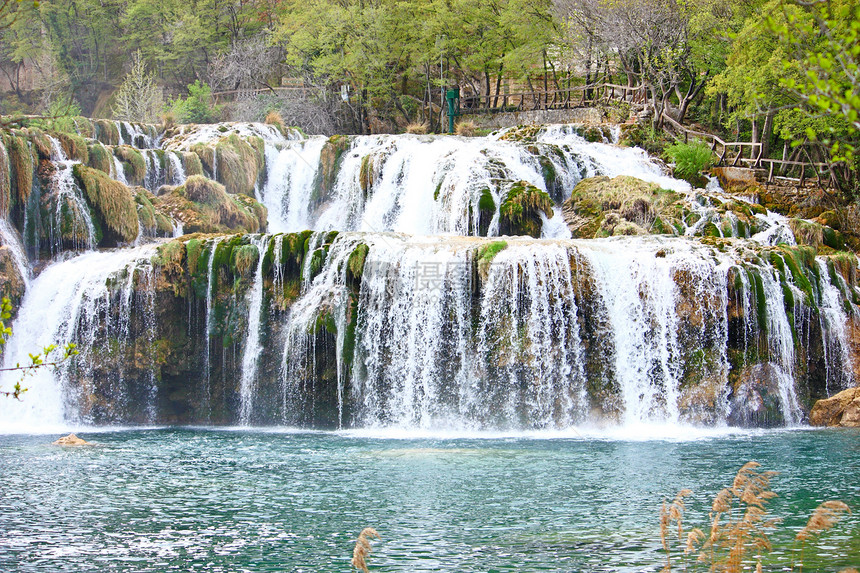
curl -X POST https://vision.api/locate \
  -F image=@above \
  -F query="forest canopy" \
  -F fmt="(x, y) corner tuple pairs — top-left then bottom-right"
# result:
(0, 0), (857, 176)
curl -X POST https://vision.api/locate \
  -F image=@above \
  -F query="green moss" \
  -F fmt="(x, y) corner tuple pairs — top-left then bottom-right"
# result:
(751, 270), (768, 334)
(185, 238), (203, 276)
(72, 164), (139, 244)
(303, 248), (326, 282)
(499, 181), (553, 238)
(347, 243), (369, 286)
(6, 135), (32, 205)
(822, 226), (845, 251)
(182, 152), (204, 177)
(56, 133), (89, 164)
(162, 175), (263, 234)
(155, 212), (174, 235)
(778, 246), (815, 306)
(314, 134), (350, 202)
(701, 222), (721, 238)
(114, 145), (147, 186)
(94, 120), (120, 146)
(232, 244), (260, 277)
(153, 239), (186, 275)
(87, 143), (112, 174)
(191, 144), (214, 176)
(135, 191), (157, 230)
(214, 134), (263, 195)
(359, 154), (376, 194)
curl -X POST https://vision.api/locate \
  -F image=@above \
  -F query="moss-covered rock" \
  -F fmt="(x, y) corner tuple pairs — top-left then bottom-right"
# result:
(498, 181), (553, 238)
(154, 175), (266, 234)
(114, 145), (147, 186)
(562, 175), (684, 238)
(214, 134), (264, 196)
(94, 120), (120, 146)
(476, 240), (507, 282)
(87, 143), (112, 175)
(7, 134), (33, 204)
(182, 152), (203, 177)
(314, 135), (351, 203)
(57, 133), (89, 164)
(72, 164), (139, 245)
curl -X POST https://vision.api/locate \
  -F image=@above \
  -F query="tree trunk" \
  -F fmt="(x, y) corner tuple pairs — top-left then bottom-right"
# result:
(761, 110), (775, 158)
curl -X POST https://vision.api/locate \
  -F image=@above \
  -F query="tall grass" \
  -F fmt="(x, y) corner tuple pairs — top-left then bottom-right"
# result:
(661, 462), (851, 573)
(351, 527), (380, 573)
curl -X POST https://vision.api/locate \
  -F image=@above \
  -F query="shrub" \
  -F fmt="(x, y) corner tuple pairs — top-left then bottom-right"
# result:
(168, 81), (221, 124)
(405, 122), (428, 134)
(455, 120), (477, 137)
(665, 141), (714, 185)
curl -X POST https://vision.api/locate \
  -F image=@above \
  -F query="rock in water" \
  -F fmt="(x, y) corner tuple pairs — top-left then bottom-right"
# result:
(52, 433), (91, 446)
(810, 388), (860, 427)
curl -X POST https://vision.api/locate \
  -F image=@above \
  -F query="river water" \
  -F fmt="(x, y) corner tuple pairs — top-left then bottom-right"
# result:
(0, 427), (858, 571)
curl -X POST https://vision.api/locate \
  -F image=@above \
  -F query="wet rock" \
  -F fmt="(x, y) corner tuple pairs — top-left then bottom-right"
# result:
(809, 387), (860, 427)
(727, 364), (787, 427)
(52, 433), (91, 446)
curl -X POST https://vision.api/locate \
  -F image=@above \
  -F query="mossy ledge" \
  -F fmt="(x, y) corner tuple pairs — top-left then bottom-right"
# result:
(155, 175), (267, 234)
(72, 164), (140, 245)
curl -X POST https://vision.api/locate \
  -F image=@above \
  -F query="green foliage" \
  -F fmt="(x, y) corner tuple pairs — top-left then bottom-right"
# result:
(665, 142), (714, 185)
(168, 81), (221, 124)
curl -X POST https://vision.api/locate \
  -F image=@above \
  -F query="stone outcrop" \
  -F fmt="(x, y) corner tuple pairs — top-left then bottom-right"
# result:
(52, 433), (92, 446)
(810, 387), (860, 427)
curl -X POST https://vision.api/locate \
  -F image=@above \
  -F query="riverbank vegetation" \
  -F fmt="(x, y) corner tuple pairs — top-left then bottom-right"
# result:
(0, 1), (855, 164)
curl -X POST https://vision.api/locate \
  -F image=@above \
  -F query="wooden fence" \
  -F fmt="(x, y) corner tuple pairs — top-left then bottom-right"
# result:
(457, 83), (646, 115)
(660, 114), (839, 188)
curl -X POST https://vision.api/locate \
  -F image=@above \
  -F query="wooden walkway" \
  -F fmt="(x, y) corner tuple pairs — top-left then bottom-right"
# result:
(457, 83), (646, 114)
(660, 114), (840, 188)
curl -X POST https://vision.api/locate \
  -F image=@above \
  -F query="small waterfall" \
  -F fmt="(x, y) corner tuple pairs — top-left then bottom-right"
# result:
(238, 235), (270, 424)
(203, 237), (223, 420)
(167, 152), (186, 185)
(816, 258), (855, 393)
(580, 239), (729, 423)
(0, 218), (31, 289)
(0, 246), (157, 430)
(144, 150), (162, 190)
(111, 156), (129, 186)
(758, 266), (803, 424)
(260, 138), (326, 232)
(47, 137), (96, 253)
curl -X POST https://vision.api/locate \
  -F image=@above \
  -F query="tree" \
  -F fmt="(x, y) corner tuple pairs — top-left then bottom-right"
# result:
(773, 0), (859, 163)
(112, 50), (164, 123)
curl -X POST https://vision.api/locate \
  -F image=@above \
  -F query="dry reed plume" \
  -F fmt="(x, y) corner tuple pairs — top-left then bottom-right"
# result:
(794, 500), (851, 572)
(351, 527), (380, 573)
(659, 461), (852, 573)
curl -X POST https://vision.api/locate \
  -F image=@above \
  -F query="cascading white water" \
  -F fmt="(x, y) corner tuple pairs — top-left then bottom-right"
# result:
(758, 265), (803, 424)
(203, 237), (223, 420)
(816, 258), (855, 394)
(167, 151), (186, 185)
(0, 245), (157, 431)
(236, 125), (693, 236)
(579, 237), (731, 423)
(0, 218), (31, 289)
(47, 136), (96, 253)
(238, 235), (270, 424)
(260, 138), (326, 232)
(475, 242), (588, 428)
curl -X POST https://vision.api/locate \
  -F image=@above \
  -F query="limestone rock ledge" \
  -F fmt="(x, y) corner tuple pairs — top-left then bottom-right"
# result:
(809, 387), (860, 427)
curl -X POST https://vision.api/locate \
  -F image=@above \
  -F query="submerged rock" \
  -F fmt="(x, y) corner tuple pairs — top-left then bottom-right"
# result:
(810, 387), (860, 427)
(52, 433), (91, 446)
(727, 364), (788, 428)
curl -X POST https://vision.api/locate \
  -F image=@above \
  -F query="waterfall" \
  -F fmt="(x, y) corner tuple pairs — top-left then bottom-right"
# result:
(0, 246), (157, 431)
(0, 218), (31, 289)
(47, 137), (96, 253)
(816, 258), (855, 394)
(238, 235), (270, 424)
(111, 156), (129, 186)
(167, 151), (186, 185)
(260, 138), (326, 232)
(203, 237), (223, 420)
